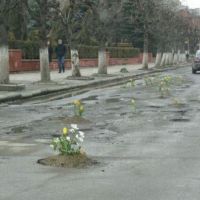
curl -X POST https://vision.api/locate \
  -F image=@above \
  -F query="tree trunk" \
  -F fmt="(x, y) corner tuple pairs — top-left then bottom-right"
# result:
(154, 52), (162, 68)
(169, 52), (173, 65)
(173, 53), (178, 65)
(0, 45), (9, 84)
(181, 53), (186, 63)
(142, 33), (149, 69)
(0, 23), (9, 84)
(179, 54), (183, 63)
(160, 53), (166, 67)
(177, 50), (180, 64)
(165, 53), (170, 65)
(40, 47), (51, 82)
(71, 49), (81, 77)
(98, 48), (107, 74)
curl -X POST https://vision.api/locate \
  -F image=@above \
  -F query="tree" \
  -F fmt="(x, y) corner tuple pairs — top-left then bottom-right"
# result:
(8, 0), (29, 40)
(0, 0), (25, 84)
(95, 0), (125, 74)
(57, 0), (99, 77)
(29, 0), (60, 82)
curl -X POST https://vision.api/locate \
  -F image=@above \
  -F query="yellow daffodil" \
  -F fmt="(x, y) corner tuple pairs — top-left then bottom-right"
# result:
(63, 127), (68, 136)
(73, 100), (81, 106)
(80, 105), (84, 112)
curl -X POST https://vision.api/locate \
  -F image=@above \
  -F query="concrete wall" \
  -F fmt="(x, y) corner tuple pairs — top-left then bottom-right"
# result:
(9, 49), (153, 72)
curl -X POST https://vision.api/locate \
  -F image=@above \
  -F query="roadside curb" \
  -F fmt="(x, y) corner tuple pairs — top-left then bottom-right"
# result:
(0, 64), (189, 103)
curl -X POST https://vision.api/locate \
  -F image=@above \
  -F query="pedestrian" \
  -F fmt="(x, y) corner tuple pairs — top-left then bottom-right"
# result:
(55, 39), (66, 73)
(186, 53), (189, 62)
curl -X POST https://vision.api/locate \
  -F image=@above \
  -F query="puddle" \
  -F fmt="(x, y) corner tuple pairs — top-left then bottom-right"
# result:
(8, 143), (36, 147)
(147, 105), (164, 109)
(170, 118), (190, 122)
(82, 95), (98, 101)
(35, 139), (51, 144)
(95, 122), (108, 129)
(175, 110), (188, 115)
(162, 109), (189, 115)
(0, 140), (36, 147)
(56, 107), (63, 110)
(120, 113), (127, 116)
(10, 126), (29, 134)
(105, 98), (120, 103)
(107, 107), (121, 111)
(181, 84), (190, 88)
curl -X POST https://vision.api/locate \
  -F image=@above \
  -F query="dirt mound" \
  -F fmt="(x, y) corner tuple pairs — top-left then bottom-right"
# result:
(37, 153), (97, 168)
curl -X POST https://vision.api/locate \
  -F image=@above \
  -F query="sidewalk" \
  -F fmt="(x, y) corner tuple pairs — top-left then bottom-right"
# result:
(10, 64), (152, 84)
(0, 63), (184, 103)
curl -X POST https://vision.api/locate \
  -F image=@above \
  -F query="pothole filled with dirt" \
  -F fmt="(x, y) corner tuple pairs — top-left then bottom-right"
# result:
(37, 153), (98, 168)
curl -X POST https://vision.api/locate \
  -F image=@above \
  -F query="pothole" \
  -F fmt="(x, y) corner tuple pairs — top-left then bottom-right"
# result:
(107, 107), (121, 111)
(37, 153), (98, 168)
(105, 98), (120, 103)
(82, 95), (98, 101)
(120, 112), (127, 116)
(170, 118), (190, 122)
(10, 126), (29, 134)
(147, 105), (164, 109)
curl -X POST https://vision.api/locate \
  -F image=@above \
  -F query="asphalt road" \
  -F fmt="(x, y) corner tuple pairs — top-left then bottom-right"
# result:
(1, 66), (200, 200)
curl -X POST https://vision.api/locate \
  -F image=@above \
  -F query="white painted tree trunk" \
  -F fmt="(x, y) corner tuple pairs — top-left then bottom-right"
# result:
(98, 49), (107, 74)
(165, 53), (170, 65)
(40, 48), (51, 82)
(71, 49), (81, 77)
(0, 45), (9, 84)
(160, 53), (166, 67)
(179, 54), (183, 63)
(142, 31), (149, 70)
(177, 50), (181, 64)
(169, 53), (173, 65)
(142, 52), (149, 69)
(154, 52), (162, 68)
(173, 54), (178, 65)
(181, 54), (186, 62)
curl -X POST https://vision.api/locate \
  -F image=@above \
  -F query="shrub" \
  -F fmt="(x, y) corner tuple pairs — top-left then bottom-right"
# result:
(9, 40), (40, 59)
(9, 40), (140, 59)
(77, 45), (140, 58)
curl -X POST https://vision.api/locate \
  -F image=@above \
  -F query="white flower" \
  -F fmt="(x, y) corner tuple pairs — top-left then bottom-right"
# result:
(70, 128), (75, 133)
(79, 131), (85, 138)
(71, 124), (79, 130)
(76, 134), (79, 139)
(66, 136), (71, 141)
(50, 144), (54, 149)
(75, 134), (83, 142)
(53, 138), (59, 143)
(79, 137), (84, 143)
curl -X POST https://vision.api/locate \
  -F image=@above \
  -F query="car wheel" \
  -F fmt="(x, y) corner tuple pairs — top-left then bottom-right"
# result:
(192, 69), (196, 74)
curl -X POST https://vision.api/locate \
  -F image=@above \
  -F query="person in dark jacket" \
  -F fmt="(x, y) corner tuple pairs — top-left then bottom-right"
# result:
(55, 39), (66, 73)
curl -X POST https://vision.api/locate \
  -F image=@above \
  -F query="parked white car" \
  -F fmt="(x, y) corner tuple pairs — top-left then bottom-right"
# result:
(192, 50), (200, 74)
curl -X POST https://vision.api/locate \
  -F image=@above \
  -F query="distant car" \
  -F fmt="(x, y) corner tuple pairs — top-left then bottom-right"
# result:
(192, 50), (200, 74)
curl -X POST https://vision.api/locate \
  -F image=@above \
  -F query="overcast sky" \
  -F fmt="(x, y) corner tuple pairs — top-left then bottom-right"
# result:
(181, 0), (200, 9)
